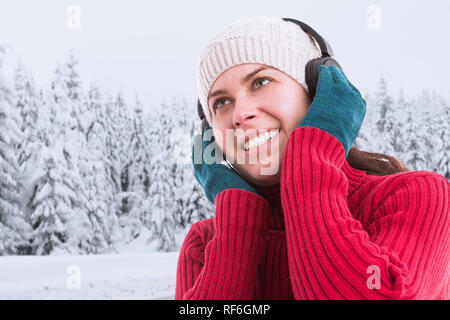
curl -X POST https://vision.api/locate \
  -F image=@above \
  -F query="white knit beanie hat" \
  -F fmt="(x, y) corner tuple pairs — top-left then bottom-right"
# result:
(197, 16), (322, 126)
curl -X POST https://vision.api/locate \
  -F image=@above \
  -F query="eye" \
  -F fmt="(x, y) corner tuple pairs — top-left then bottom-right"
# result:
(253, 77), (271, 89)
(213, 97), (230, 110)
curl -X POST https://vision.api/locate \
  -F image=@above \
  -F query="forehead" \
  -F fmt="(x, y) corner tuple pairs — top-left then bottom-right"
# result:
(211, 63), (284, 89)
(220, 63), (277, 77)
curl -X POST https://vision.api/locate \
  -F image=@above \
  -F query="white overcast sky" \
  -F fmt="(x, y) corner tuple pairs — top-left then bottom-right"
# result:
(0, 0), (449, 112)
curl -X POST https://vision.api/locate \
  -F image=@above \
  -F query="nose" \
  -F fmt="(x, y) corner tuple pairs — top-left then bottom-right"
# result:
(232, 98), (258, 128)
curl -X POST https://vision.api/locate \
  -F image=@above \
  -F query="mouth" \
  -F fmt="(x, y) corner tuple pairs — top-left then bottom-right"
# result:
(240, 128), (280, 152)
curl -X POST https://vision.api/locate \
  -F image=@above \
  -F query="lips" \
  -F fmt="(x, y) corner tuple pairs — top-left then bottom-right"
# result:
(237, 128), (280, 151)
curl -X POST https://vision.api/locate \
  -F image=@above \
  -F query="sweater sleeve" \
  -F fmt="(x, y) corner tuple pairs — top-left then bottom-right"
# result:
(280, 126), (450, 300)
(175, 188), (271, 300)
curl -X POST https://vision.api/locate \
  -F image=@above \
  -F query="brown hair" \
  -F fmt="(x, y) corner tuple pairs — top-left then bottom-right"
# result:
(346, 146), (410, 176)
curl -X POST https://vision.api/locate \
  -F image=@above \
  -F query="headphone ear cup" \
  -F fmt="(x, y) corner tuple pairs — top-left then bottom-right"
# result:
(305, 57), (343, 100)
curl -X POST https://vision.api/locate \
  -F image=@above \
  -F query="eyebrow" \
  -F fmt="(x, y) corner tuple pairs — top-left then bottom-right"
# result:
(208, 66), (269, 102)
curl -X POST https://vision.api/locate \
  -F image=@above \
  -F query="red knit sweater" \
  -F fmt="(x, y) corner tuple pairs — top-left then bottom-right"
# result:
(175, 127), (450, 300)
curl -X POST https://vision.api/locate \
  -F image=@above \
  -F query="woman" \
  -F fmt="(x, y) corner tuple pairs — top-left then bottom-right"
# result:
(175, 16), (449, 300)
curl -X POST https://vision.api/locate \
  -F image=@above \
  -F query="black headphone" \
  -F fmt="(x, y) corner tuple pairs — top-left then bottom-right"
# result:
(196, 18), (342, 163)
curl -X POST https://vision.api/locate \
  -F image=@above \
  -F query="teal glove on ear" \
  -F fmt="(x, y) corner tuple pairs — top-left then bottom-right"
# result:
(192, 125), (259, 204)
(298, 65), (366, 157)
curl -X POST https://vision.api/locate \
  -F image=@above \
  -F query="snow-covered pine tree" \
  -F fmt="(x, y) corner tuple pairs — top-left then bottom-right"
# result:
(29, 154), (67, 255)
(167, 97), (189, 227)
(65, 155), (99, 252)
(374, 75), (392, 135)
(73, 84), (118, 253)
(373, 75), (398, 155)
(78, 150), (110, 253)
(403, 107), (428, 171)
(14, 62), (39, 165)
(28, 64), (94, 255)
(384, 90), (408, 155)
(115, 91), (132, 190)
(146, 101), (177, 251)
(0, 47), (32, 254)
(28, 148), (93, 255)
(64, 50), (90, 143)
(52, 61), (92, 218)
(109, 91), (142, 241)
(413, 90), (438, 171)
(35, 88), (55, 148)
(127, 94), (151, 196)
(118, 94), (152, 242)
(103, 91), (123, 192)
(58, 151), (95, 254)
(86, 85), (122, 249)
(147, 154), (176, 252)
(100, 91), (123, 246)
(85, 84), (103, 144)
(51, 63), (77, 136)
(13, 61), (45, 254)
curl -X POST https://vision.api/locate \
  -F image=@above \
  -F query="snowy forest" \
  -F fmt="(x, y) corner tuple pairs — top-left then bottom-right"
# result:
(0, 48), (449, 256)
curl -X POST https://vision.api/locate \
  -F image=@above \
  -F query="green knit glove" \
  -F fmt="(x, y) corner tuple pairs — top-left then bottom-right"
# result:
(299, 65), (366, 157)
(192, 125), (259, 204)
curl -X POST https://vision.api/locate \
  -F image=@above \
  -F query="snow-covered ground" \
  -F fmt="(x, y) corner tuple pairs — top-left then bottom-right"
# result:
(0, 252), (178, 299)
(0, 228), (191, 300)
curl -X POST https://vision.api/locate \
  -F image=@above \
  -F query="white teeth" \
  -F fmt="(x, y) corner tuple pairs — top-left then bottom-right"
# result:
(244, 129), (279, 151)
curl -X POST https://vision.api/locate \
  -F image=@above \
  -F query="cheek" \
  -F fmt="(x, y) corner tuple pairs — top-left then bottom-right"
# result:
(263, 88), (310, 130)
(287, 98), (310, 129)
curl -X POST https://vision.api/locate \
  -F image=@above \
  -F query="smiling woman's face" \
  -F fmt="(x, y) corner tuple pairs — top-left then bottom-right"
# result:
(208, 63), (312, 187)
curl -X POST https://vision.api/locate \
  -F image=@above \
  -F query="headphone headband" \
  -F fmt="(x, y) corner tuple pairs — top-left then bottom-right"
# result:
(282, 18), (333, 58)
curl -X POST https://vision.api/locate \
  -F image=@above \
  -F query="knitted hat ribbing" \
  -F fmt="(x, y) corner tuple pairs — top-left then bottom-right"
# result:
(197, 16), (322, 125)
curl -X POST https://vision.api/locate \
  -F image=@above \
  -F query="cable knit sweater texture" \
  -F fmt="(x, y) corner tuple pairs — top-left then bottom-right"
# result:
(175, 127), (450, 300)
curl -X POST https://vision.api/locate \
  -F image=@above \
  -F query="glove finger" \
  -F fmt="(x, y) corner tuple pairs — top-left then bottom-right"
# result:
(329, 66), (360, 95)
(329, 66), (365, 100)
(329, 65), (348, 85)
(315, 65), (332, 96)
